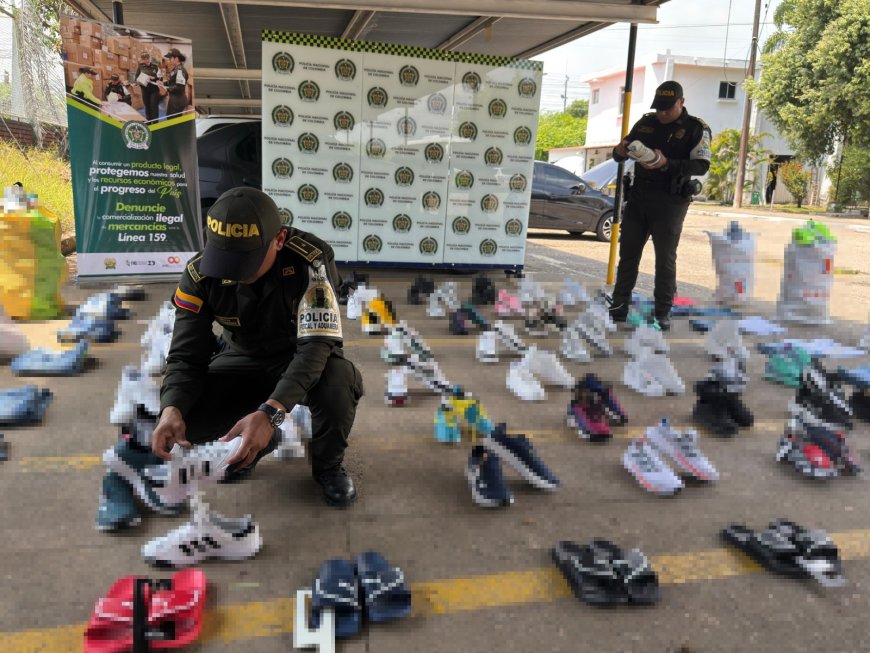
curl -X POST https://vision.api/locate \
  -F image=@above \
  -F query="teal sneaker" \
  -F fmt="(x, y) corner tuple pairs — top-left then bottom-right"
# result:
(764, 347), (811, 387)
(102, 437), (185, 515)
(95, 471), (141, 532)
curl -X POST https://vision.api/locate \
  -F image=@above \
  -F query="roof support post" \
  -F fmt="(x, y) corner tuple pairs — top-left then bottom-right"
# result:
(341, 10), (376, 40)
(437, 16), (500, 50)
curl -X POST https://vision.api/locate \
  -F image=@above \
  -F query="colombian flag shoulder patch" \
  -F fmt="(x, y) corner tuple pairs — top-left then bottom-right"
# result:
(174, 288), (204, 314)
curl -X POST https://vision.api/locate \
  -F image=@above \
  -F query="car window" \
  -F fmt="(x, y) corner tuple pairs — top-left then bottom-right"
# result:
(235, 131), (258, 163)
(540, 165), (582, 190)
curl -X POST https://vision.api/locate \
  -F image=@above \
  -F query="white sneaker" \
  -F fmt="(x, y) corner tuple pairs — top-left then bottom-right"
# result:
(385, 367), (409, 406)
(624, 324), (669, 359)
(144, 440), (244, 506)
(141, 329), (172, 376)
(493, 320), (527, 354)
(522, 346), (574, 388)
(623, 359), (667, 397)
(705, 320), (749, 362)
(561, 329), (591, 362)
(574, 318), (612, 357)
(476, 330), (499, 363)
(381, 327), (407, 364)
(645, 419), (719, 482)
(110, 366), (161, 425)
(142, 494), (262, 567)
(622, 438), (684, 496)
(643, 352), (685, 395)
(624, 351), (684, 395)
(273, 413), (306, 460)
(426, 291), (446, 318)
(558, 278), (589, 306)
(506, 361), (545, 401)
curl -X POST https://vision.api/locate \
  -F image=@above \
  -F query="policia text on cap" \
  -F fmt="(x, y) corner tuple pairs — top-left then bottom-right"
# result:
(609, 81), (712, 330)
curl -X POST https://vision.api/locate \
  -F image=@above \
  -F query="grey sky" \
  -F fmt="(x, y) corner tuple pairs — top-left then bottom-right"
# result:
(533, 0), (783, 113)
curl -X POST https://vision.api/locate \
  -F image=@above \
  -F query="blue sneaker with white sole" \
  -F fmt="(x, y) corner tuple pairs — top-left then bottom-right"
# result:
(102, 436), (185, 515)
(466, 445), (513, 508)
(482, 423), (560, 490)
(95, 471), (141, 531)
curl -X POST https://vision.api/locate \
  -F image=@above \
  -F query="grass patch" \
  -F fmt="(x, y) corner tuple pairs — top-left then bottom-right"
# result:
(1, 140), (74, 234)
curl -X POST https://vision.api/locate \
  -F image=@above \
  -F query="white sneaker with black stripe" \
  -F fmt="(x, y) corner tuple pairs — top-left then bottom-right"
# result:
(141, 494), (262, 568)
(144, 440), (244, 506)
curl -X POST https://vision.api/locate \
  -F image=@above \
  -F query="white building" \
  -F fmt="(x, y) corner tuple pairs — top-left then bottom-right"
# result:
(574, 52), (823, 205)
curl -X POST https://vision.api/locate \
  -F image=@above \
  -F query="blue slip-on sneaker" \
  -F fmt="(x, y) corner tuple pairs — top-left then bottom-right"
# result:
(481, 424), (559, 491)
(57, 315), (118, 344)
(102, 436), (185, 516)
(465, 445), (513, 508)
(0, 385), (53, 425)
(75, 291), (130, 321)
(11, 340), (89, 376)
(95, 471), (141, 531)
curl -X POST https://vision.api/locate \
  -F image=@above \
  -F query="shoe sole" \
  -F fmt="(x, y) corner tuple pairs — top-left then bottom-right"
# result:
(463, 464), (512, 507)
(95, 514), (142, 532)
(481, 439), (558, 491)
(624, 460), (683, 495)
(145, 547), (260, 568)
(103, 448), (183, 515)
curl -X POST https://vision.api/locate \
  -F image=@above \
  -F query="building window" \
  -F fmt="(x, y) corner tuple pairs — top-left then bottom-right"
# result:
(718, 81), (737, 99)
(591, 88), (599, 104)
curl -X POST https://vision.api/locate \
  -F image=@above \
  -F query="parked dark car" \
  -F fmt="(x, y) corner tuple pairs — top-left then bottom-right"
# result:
(530, 161), (615, 241)
(197, 123), (616, 241)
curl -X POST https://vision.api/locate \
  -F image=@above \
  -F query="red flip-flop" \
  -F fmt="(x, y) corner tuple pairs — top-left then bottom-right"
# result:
(84, 575), (140, 653)
(150, 569), (206, 650)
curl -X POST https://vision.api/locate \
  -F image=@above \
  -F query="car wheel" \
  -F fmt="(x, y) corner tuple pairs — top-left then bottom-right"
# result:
(595, 213), (614, 242)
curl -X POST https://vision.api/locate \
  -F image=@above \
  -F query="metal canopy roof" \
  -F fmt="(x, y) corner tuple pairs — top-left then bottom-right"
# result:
(69, 0), (669, 114)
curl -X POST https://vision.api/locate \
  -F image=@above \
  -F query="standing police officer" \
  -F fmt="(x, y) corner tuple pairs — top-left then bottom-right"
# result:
(164, 48), (190, 117)
(151, 188), (364, 507)
(609, 81), (711, 330)
(136, 51), (161, 121)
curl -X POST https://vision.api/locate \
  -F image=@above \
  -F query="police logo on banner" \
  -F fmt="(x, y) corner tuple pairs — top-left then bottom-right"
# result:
(298, 132), (320, 154)
(298, 80), (320, 102)
(422, 191), (441, 212)
(367, 87), (388, 108)
(394, 167), (414, 187)
(427, 93), (447, 114)
(272, 52), (294, 74)
(278, 208), (294, 226)
(392, 214), (412, 233)
(272, 105), (294, 127)
(332, 211), (352, 231)
(365, 138), (387, 159)
(458, 121), (478, 141)
(514, 126), (533, 145)
(452, 216), (471, 235)
(297, 261), (342, 342)
(334, 58), (356, 81)
(298, 184), (319, 205)
(481, 194), (499, 213)
(122, 121), (151, 150)
(332, 162), (354, 183)
(364, 188), (384, 207)
(484, 147), (503, 166)
(398, 65), (419, 87)
(517, 77), (537, 98)
(333, 111), (355, 131)
(419, 237), (438, 255)
(480, 239), (498, 256)
(363, 234), (383, 253)
(505, 218), (523, 237)
(509, 173), (528, 192)
(272, 158), (293, 179)
(455, 170), (474, 190)
(461, 71), (481, 93)
(424, 143), (444, 163)
(397, 116), (417, 137)
(488, 98), (508, 119)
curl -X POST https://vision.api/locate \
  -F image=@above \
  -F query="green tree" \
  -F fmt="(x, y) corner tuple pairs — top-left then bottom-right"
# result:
(535, 111), (586, 161)
(779, 161), (811, 207)
(827, 145), (870, 208)
(704, 129), (769, 203)
(747, 0), (870, 160)
(566, 99), (588, 120)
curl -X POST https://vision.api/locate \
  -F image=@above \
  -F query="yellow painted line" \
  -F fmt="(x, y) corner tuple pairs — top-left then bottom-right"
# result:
(4, 530), (870, 652)
(15, 421), (785, 472)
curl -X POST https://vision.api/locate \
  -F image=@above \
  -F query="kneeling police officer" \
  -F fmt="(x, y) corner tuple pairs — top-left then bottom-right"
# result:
(152, 187), (364, 507)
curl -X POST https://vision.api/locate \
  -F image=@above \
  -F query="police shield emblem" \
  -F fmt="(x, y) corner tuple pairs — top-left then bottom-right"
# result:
(394, 167), (415, 187)
(397, 117), (417, 137)
(505, 219), (523, 236)
(424, 143), (444, 163)
(398, 65), (419, 87)
(509, 174), (528, 192)
(422, 191), (441, 212)
(334, 58), (356, 81)
(297, 261), (343, 342)
(272, 158), (293, 179)
(458, 121), (478, 141)
(517, 77), (537, 98)
(272, 52), (294, 74)
(298, 132), (320, 154)
(122, 121), (151, 150)
(298, 80), (320, 102)
(461, 71), (481, 93)
(333, 111), (355, 131)
(367, 87), (388, 108)
(419, 237), (438, 255)
(514, 126), (533, 145)
(452, 216), (471, 234)
(278, 208), (294, 226)
(455, 170), (474, 189)
(365, 188), (384, 207)
(363, 234), (383, 253)
(332, 162), (353, 183)
(484, 147), (503, 167)
(272, 105), (294, 127)
(298, 184), (319, 205)
(480, 194), (499, 213)
(392, 214), (412, 233)
(427, 93), (447, 114)
(365, 138), (386, 159)
(331, 211), (352, 231)
(479, 239), (498, 256)
(488, 99), (507, 119)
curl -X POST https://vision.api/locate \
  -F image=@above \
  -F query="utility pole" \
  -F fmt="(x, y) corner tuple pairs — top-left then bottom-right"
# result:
(733, 0), (763, 208)
(562, 75), (569, 112)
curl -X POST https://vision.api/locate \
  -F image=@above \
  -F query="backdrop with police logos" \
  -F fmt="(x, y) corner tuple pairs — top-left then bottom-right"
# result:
(261, 31), (542, 269)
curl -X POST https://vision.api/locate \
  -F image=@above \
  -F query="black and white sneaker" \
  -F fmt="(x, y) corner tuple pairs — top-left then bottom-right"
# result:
(466, 446), (513, 508)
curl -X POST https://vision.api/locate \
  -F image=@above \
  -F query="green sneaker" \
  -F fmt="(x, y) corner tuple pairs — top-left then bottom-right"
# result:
(810, 220), (835, 243)
(764, 346), (811, 387)
(792, 224), (816, 246)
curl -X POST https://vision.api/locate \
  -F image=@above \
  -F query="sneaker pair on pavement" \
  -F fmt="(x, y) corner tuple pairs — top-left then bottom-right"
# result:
(466, 424), (559, 508)
(622, 419), (719, 496)
(567, 373), (628, 442)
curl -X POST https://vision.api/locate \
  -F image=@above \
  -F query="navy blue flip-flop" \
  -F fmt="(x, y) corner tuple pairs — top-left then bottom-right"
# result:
(310, 558), (361, 638)
(356, 551), (412, 623)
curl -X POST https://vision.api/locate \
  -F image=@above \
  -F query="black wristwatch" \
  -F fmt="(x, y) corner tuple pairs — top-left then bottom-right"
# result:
(257, 403), (286, 427)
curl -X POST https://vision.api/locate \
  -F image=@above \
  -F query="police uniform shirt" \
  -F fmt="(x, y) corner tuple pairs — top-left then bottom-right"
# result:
(136, 62), (160, 88)
(166, 64), (188, 98)
(161, 228), (344, 416)
(105, 81), (129, 99)
(615, 108), (712, 184)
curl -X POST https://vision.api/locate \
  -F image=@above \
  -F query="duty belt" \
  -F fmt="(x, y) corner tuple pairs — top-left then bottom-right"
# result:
(633, 177), (670, 191)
